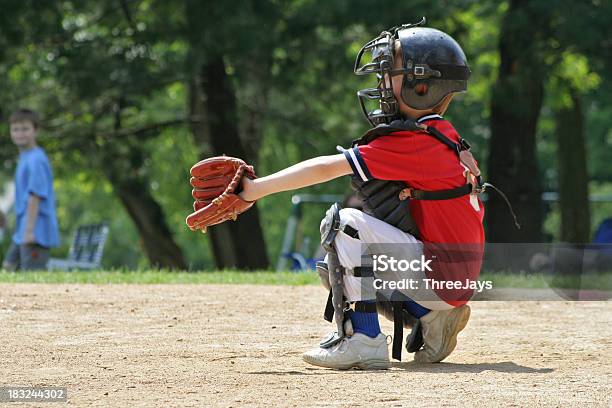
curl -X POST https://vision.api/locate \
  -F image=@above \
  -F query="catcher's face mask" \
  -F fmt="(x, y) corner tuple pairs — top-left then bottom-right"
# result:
(354, 17), (471, 126)
(354, 26), (406, 126)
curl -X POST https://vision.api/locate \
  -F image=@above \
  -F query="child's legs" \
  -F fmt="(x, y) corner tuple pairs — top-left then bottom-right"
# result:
(333, 208), (452, 311)
(19, 244), (50, 271)
(2, 242), (20, 271)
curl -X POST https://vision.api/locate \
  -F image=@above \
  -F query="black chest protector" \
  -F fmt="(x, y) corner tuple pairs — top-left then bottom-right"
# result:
(343, 118), (482, 239)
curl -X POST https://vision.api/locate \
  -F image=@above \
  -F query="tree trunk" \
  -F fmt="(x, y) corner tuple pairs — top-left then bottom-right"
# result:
(555, 89), (590, 243)
(189, 58), (269, 269)
(113, 179), (188, 269)
(102, 99), (187, 269)
(486, 0), (548, 244)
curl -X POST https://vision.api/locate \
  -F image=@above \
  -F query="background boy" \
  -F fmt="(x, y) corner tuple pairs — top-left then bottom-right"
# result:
(2, 109), (60, 271)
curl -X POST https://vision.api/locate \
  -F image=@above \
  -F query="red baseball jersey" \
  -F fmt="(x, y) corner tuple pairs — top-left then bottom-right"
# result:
(344, 114), (485, 305)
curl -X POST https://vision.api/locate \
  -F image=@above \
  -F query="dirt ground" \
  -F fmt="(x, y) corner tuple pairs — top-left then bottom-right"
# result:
(0, 284), (610, 407)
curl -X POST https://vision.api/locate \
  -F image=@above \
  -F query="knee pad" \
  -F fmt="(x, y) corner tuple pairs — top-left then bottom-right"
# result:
(320, 203), (341, 252)
(338, 207), (362, 222)
(316, 261), (331, 291)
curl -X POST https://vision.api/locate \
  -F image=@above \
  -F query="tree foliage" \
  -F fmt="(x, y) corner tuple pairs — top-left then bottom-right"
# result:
(0, 0), (610, 268)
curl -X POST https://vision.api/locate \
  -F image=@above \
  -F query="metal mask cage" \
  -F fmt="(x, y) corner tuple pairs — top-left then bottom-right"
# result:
(357, 87), (398, 127)
(353, 18), (428, 126)
(354, 32), (400, 126)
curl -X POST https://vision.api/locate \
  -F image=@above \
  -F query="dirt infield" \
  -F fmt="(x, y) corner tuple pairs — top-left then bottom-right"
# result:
(0, 284), (610, 407)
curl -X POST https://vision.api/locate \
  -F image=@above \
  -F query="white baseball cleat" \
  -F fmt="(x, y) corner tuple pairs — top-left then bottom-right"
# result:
(414, 304), (471, 363)
(302, 332), (390, 370)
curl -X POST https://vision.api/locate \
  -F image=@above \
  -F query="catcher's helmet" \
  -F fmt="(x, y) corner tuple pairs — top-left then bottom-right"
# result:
(354, 18), (471, 126)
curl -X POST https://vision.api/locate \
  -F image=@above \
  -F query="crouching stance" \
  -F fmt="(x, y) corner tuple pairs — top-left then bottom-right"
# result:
(186, 20), (487, 370)
(305, 203), (474, 370)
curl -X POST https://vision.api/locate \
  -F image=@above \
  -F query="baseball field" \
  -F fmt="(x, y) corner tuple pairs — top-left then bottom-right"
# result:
(1, 274), (610, 407)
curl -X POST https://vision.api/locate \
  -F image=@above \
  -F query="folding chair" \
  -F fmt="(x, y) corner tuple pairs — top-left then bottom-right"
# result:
(48, 223), (109, 271)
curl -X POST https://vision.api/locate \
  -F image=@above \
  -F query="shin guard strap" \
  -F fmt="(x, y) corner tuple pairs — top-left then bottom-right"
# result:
(324, 290), (334, 322)
(354, 301), (378, 313)
(392, 303), (403, 361)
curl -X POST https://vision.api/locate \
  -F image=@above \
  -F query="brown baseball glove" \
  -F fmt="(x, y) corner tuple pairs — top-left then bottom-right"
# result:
(185, 156), (256, 233)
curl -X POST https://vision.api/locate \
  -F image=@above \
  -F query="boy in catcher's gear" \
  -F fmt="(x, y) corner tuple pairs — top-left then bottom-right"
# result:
(189, 19), (487, 370)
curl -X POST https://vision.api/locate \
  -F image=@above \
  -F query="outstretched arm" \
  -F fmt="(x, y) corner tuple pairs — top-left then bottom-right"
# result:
(239, 154), (352, 201)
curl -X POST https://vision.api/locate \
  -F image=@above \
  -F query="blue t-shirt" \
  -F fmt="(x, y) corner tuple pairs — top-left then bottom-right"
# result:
(12, 147), (60, 248)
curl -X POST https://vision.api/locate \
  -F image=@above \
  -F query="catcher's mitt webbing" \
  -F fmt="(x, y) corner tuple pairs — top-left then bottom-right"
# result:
(185, 156), (256, 232)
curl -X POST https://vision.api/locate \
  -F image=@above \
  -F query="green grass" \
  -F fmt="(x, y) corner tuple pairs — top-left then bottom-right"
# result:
(0, 269), (609, 290)
(0, 270), (320, 285)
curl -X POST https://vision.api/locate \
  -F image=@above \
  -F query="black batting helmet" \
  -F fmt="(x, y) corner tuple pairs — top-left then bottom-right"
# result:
(354, 18), (471, 126)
